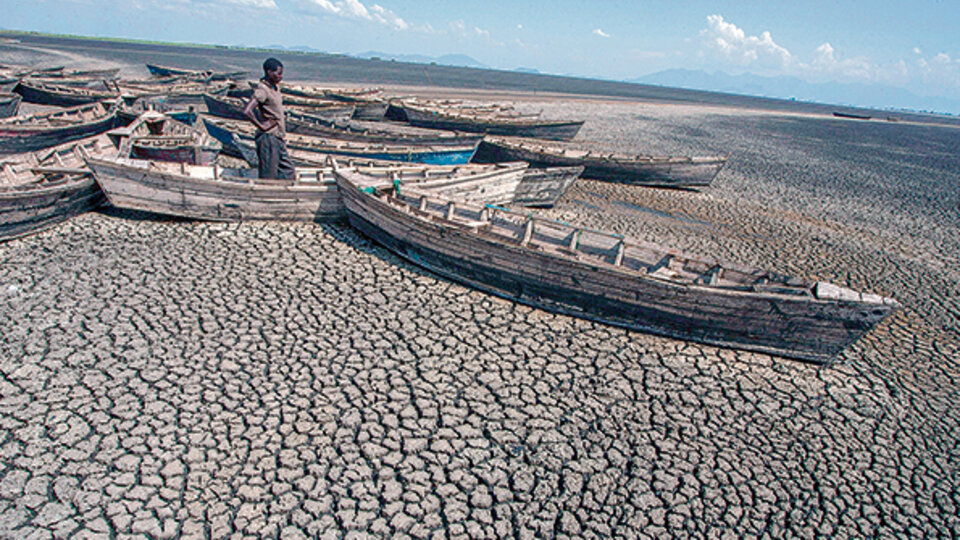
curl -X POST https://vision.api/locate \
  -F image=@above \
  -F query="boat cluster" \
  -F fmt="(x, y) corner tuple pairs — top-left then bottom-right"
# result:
(0, 61), (898, 363)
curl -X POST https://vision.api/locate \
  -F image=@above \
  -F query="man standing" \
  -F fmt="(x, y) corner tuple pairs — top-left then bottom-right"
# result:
(243, 58), (294, 179)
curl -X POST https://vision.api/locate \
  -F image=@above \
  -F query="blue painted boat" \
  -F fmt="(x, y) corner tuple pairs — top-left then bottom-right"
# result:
(200, 116), (478, 166)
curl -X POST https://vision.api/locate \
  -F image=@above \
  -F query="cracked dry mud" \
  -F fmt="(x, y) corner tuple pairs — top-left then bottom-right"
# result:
(1, 96), (959, 538)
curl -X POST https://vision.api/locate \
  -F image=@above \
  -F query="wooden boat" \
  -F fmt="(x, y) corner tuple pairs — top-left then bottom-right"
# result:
(107, 111), (221, 165)
(146, 64), (246, 81)
(15, 80), (121, 107)
(0, 93), (21, 119)
(215, 127), (560, 207)
(203, 93), (354, 122)
(334, 166), (900, 363)
(119, 80), (230, 108)
(513, 166), (583, 207)
(285, 110), (484, 147)
(118, 102), (198, 126)
(23, 76), (113, 88)
(43, 67), (121, 79)
(0, 135), (117, 241)
(833, 111), (872, 120)
(401, 102), (583, 141)
(320, 88), (387, 120)
(0, 101), (120, 155)
(201, 116), (477, 165)
(473, 136), (726, 188)
(230, 83), (356, 109)
(85, 157), (527, 221)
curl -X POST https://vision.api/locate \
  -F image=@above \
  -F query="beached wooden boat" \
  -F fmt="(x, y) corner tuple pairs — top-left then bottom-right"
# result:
(334, 166), (900, 363)
(203, 93), (354, 123)
(473, 136), (726, 188)
(107, 111), (221, 165)
(0, 93), (21, 119)
(285, 110), (484, 147)
(85, 156), (528, 221)
(200, 116), (476, 165)
(23, 77), (113, 89)
(118, 101), (198, 126)
(401, 102), (582, 141)
(833, 111), (872, 120)
(14, 79), (123, 107)
(44, 67), (121, 80)
(119, 80), (230, 99)
(513, 166), (583, 207)
(320, 88), (387, 120)
(0, 101), (120, 155)
(0, 135), (117, 241)
(146, 64), (245, 81)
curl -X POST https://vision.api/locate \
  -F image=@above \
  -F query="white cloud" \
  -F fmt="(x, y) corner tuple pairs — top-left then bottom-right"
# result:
(305, 0), (407, 29)
(700, 14), (791, 68)
(446, 19), (491, 40)
(226, 0), (277, 7)
(695, 15), (960, 98)
(370, 4), (408, 29)
(593, 29), (610, 38)
(517, 24), (523, 30)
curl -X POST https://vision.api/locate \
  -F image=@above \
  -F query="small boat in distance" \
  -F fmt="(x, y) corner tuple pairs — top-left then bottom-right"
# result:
(833, 111), (872, 120)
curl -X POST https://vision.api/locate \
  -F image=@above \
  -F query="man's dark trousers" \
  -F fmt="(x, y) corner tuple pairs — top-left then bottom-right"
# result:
(256, 131), (295, 179)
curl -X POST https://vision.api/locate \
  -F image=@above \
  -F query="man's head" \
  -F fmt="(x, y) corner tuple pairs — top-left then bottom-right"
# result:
(263, 57), (283, 84)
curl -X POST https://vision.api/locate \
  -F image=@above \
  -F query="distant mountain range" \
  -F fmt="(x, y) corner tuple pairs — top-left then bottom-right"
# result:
(355, 51), (486, 69)
(633, 69), (960, 115)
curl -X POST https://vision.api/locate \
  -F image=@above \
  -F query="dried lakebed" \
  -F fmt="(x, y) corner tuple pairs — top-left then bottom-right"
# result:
(1, 95), (959, 537)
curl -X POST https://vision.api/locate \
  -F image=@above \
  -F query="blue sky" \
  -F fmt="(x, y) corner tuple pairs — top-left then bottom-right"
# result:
(4, 0), (959, 103)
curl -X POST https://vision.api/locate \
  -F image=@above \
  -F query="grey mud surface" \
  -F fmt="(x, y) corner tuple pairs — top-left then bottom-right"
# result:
(2, 80), (960, 537)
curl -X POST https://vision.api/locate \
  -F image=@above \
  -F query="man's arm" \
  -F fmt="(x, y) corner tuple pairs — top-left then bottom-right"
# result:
(243, 97), (278, 133)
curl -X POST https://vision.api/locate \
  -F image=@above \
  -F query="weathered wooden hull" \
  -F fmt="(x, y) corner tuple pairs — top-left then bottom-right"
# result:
(118, 108), (197, 126)
(147, 64), (244, 80)
(204, 93), (354, 123)
(473, 139), (725, 188)
(403, 107), (583, 141)
(291, 105), (358, 124)
(86, 157), (344, 222)
(352, 101), (388, 121)
(286, 112), (483, 147)
(46, 68), (121, 79)
(130, 144), (220, 166)
(0, 176), (105, 241)
(15, 81), (117, 107)
(202, 93), (248, 121)
(0, 108), (119, 155)
(336, 170), (898, 363)
(514, 166), (583, 207)
(833, 111), (871, 120)
(0, 93), (21, 118)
